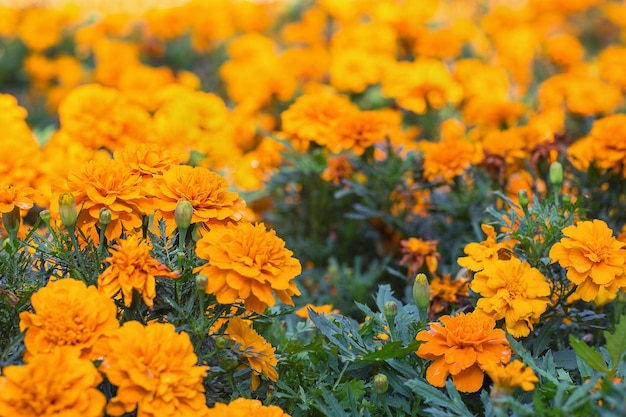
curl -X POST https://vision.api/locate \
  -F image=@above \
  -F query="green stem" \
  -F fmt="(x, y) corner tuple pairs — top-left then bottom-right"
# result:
(67, 225), (87, 273)
(332, 361), (350, 391)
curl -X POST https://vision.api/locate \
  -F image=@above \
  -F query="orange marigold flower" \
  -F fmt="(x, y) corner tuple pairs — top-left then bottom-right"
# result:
(225, 317), (278, 390)
(457, 224), (515, 272)
(580, 114), (626, 177)
(19, 278), (119, 361)
(471, 257), (552, 337)
(98, 321), (209, 417)
(151, 165), (246, 236)
(0, 183), (38, 214)
(421, 137), (482, 183)
(328, 109), (393, 156)
(62, 158), (153, 241)
(321, 154), (354, 185)
(429, 273), (470, 316)
(113, 143), (181, 186)
(98, 235), (178, 309)
(549, 219), (626, 302)
(0, 348), (105, 417)
(416, 312), (511, 393)
(484, 359), (538, 394)
(280, 92), (358, 150)
(207, 398), (291, 417)
(194, 222), (302, 313)
(399, 237), (440, 279)
(295, 303), (340, 319)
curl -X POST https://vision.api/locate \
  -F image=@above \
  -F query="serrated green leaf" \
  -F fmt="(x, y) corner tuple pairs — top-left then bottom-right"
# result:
(355, 340), (420, 362)
(405, 379), (474, 416)
(604, 313), (626, 370)
(569, 334), (609, 373)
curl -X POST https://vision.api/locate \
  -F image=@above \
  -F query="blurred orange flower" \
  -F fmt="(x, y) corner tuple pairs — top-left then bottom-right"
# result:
(416, 312), (511, 393)
(98, 234), (178, 309)
(484, 359), (538, 393)
(0, 348), (105, 417)
(19, 278), (119, 361)
(98, 321), (208, 417)
(549, 219), (626, 301)
(399, 237), (440, 278)
(194, 222), (301, 313)
(207, 398), (291, 417)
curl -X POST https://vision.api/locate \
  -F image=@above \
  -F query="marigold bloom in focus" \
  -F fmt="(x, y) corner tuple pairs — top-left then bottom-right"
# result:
(207, 398), (291, 417)
(19, 278), (119, 360)
(151, 165), (246, 236)
(457, 224), (515, 272)
(62, 158), (153, 241)
(225, 317), (278, 390)
(99, 235), (178, 309)
(113, 143), (181, 186)
(194, 222), (302, 313)
(0, 348), (105, 417)
(484, 359), (538, 393)
(549, 219), (626, 301)
(416, 312), (511, 393)
(471, 257), (551, 337)
(98, 321), (209, 417)
(399, 237), (440, 279)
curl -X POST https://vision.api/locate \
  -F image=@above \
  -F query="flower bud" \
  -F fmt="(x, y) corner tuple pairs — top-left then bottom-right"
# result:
(99, 208), (112, 227)
(58, 193), (77, 227)
(218, 350), (239, 372)
(517, 189), (529, 207)
(373, 373), (389, 394)
(383, 301), (397, 319)
(174, 200), (193, 231)
(215, 336), (227, 349)
(195, 273), (208, 290)
(549, 161), (563, 187)
(39, 209), (51, 228)
(413, 273), (430, 320)
(2, 206), (21, 237)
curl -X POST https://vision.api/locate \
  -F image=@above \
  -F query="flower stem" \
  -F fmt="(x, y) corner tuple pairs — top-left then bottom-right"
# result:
(67, 225), (87, 273)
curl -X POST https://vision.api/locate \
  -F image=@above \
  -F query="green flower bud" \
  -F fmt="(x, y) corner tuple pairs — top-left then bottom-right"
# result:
(2, 206), (21, 237)
(218, 350), (239, 372)
(373, 373), (389, 394)
(174, 200), (193, 231)
(39, 209), (51, 226)
(413, 273), (430, 320)
(517, 189), (529, 207)
(58, 193), (77, 227)
(383, 301), (397, 319)
(215, 336), (227, 349)
(195, 274), (208, 290)
(549, 161), (563, 187)
(99, 208), (112, 227)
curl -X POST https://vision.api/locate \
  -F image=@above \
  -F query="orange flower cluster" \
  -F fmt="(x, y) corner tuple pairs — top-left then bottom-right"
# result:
(416, 312), (511, 393)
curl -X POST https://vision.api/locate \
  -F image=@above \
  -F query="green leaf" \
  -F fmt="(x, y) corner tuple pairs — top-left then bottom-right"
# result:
(568, 334), (609, 373)
(405, 379), (474, 417)
(355, 340), (420, 362)
(604, 313), (626, 371)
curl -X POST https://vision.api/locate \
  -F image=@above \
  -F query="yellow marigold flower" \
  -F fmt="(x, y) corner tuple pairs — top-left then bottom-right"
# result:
(19, 278), (119, 361)
(98, 321), (209, 417)
(429, 273), (470, 316)
(580, 114), (626, 177)
(295, 303), (339, 319)
(549, 219), (626, 302)
(58, 83), (151, 152)
(62, 158), (153, 241)
(98, 235), (178, 309)
(421, 137), (482, 183)
(416, 312), (511, 393)
(225, 317), (278, 390)
(544, 34), (584, 68)
(281, 92), (358, 150)
(207, 398), (291, 417)
(484, 359), (538, 395)
(151, 165), (246, 236)
(0, 348), (105, 417)
(113, 142), (181, 185)
(471, 257), (551, 338)
(0, 183), (38, 214)
(194, 222), (302, 313)
(458, 224), (515, 272)
(399, 237), (440, 279)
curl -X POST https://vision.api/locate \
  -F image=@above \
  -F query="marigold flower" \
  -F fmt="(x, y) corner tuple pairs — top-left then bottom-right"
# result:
(0, 348), (105, 417)
(62, 158), (153, 241)
(457, 224), (515, 272)
(98, 321), (209, 417)
(399, 237), (440, 279)
(421, 137), (482, 183)
(295, 303), (339, 318)
(549, 219), (626, 301)
(471, 257), (552, 337)
(225, 317), (278, 390)
(0, 183), (38, 214)
(416, 312), (511, 393)
(579, 114), (626, 176)
(113, 143), (181, 186)
(151, 165), (247, 236)
(98, 235), (178, 309)
(328, 109), (393, 156)
(484, 359), (538, 393)
(429, 273), (470, 316)
(19, 278), (119, 361)
(207, 398), (291, 417)
(194, 222), (302, 313)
